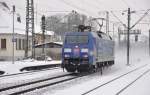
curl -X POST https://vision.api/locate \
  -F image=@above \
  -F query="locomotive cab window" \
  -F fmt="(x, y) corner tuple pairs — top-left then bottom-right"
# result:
(65, 35), (88, 44)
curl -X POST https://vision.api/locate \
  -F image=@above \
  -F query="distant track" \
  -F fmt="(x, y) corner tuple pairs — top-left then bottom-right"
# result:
(82, 64), (148, 95)
(116, 69), (150, 95)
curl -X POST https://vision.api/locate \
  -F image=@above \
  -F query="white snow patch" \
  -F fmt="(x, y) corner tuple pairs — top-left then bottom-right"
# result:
(0, 60), (61, 75)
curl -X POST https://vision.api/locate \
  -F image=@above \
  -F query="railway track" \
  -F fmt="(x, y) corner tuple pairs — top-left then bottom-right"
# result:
(116, 69), (150, 95)
(0, 72), (90, 95)
(0, 73), (75, 95)
(1, 64), (148, 95)
(82, 64), (149, 95)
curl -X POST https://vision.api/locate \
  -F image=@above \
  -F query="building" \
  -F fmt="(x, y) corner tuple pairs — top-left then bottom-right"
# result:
(0, 2), (32, 61)
(35, 30), (55, 44)
(0, 2), (62, 61)
(34, 30), (63, 60)
(0, 30), (32, 61)
(35, 42), (63, 60)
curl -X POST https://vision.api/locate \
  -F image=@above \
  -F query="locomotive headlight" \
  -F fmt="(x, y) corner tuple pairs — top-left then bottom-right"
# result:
(64, 54), (70, 58)
(64, 48), (71, 53)
(83, 54), (88, 58)
(89, 51), (94, 56)
(81, 48), (88, 53)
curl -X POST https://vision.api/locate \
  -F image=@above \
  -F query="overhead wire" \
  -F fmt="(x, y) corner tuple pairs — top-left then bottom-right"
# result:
(120, 0), (131, 8)
(111, 11), (127, 28)
(81, 0), (101, 10)
(59, 0), (98, 17)
(7, 0), (150, 31)
(36, 0), (150, 31)
(130, 9), (150, 29)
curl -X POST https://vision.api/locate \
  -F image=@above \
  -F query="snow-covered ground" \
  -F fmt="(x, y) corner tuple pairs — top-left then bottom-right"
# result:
(0, 67), (65, 89)
(37, 41), (150, 95)
(0, 59), (61, 75)
(120, 70), (150, 95)
(0, 40), (150, 95)
(0, 39), (150, 95)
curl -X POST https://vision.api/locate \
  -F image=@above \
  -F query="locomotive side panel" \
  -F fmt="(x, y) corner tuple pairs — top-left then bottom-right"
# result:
(94, 33), (114, 63)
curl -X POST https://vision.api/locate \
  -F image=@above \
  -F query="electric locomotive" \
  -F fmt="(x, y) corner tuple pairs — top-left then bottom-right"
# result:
(61, 25), (114, 72)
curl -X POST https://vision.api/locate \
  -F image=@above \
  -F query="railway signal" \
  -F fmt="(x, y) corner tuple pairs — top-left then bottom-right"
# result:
(41, 15), (46, 57)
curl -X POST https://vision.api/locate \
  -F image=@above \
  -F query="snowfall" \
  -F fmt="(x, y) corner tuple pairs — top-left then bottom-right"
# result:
(39, 39), (150, 95)
(0, 38), (150, 95)
(0, 0), (150, 95)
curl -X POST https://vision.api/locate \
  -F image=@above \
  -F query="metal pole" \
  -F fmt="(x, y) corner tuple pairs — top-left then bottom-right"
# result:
(127, 8), (130, 65)
(108, 11), (109, 34)
(25, 0), (29, 58)
(106, 11), (109, 34)
(149, 30), (150, 56)
(113, 23), (115, 40)
(106, 11), (108, 34)
(36, 3), (38, 25)
(118, 27), (121, 43)
(75, 11), (78, 32)
(26, 0), (35, 59)
(41, 15), (46, 55)
(31, 0), (35, 59)
(12, 5), (15, 64)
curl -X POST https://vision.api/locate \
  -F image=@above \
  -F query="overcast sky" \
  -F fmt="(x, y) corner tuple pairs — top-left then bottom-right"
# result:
(34, 0), (150, 17)
(3, 0), (150, 34)
(4, 0), (150, 16)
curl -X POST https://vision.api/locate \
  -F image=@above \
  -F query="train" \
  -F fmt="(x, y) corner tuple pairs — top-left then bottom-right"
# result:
(61, 26), (114, 73)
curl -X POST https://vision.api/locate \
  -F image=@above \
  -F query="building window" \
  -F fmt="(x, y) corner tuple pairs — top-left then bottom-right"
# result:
(16, 39), (26, 50)
(1, 39), (6, 49)
(22, 39), (25, 50)
(16, 39), (31, 50)
(16, 39), (18, 50)
(28, 40), (31, 50)
(19, 39), (21, 50)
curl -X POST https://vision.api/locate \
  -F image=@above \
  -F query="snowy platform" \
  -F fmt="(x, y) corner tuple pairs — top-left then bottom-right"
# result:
(0, 59), (61, 75)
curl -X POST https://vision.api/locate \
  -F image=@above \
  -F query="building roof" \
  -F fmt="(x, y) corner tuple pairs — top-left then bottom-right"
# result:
(36, 30), (55, 36)
(35, 42), (63, 48)
(0, 2), (41, 35)
(0, 3), (26, 35)
(46, 31), (55, 36)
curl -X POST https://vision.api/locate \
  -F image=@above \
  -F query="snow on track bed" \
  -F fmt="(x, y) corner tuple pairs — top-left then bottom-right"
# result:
(119, 69), (150, 95)
(23, 71), (103, 95)
(116, 69), (150, 95)
(0, 68), (65, 90)
(82, 64), (150, 95)
(0, 73), (75, 95)
(0, 72), (92, 95)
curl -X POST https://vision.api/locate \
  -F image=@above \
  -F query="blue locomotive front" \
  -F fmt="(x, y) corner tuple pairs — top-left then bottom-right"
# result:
(62, 32), (96, 72)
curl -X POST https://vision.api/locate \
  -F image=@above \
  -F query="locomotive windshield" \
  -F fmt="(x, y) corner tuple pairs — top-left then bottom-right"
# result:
(65, 35), (88, 44)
